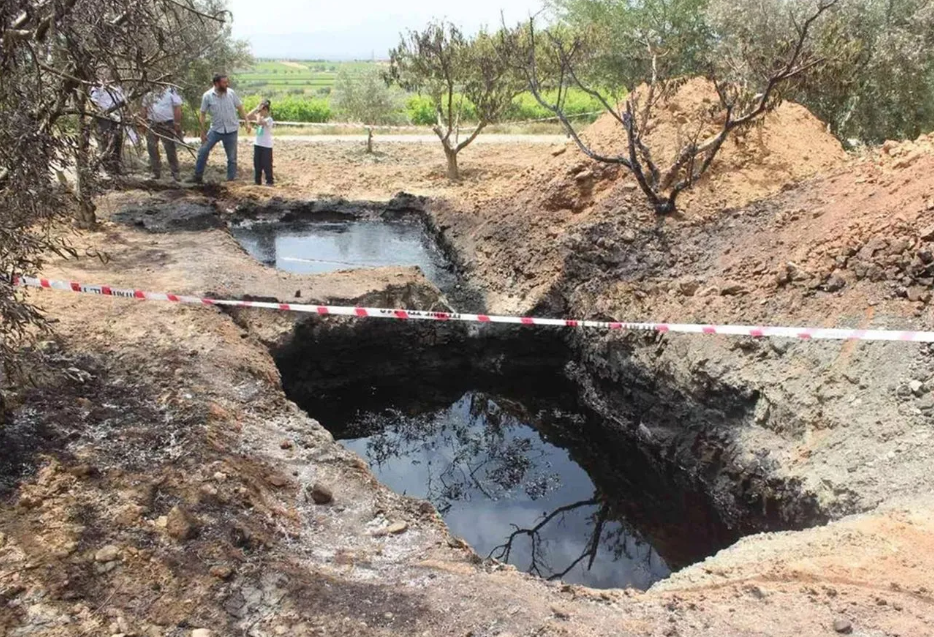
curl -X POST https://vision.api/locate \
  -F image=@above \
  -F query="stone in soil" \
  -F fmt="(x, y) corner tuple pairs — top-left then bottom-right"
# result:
(210, 565), (234, 580)
(267, 474), (289, 487)
(833, 618), (853, 634)
(94, 545), (120, 563)
(825, 272), (847, 292)
(372, 521), (408, 536)
(307, 483), (333, 505)
(166, 505), (197, 541)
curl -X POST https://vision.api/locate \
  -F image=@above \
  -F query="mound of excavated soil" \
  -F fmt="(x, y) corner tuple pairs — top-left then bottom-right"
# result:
(535, 77), (846, 216)
(878, 130), (934, 171)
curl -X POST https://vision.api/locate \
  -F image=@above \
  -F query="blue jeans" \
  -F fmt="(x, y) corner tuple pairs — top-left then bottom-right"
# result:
(194, 129), (238, 180)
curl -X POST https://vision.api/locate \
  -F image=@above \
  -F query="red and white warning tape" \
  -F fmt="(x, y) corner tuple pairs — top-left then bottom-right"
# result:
(12, 275), (934, 343)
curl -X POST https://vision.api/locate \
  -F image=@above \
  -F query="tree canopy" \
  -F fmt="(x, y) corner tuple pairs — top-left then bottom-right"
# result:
(550, 0), (934, 143)
(387, 21), (524, 180)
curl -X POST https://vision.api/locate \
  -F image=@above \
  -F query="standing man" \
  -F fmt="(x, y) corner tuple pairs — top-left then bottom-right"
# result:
(192, 73), (249, 183)
(89, 84), (126, 175)
(143, 86), (183, 181)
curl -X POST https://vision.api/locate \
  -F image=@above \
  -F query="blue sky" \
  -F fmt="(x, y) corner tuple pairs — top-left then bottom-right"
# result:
(227, 0), (548, 59)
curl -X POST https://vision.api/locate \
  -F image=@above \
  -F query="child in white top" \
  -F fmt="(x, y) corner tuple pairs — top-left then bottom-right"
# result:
(248, 99), (274, 185)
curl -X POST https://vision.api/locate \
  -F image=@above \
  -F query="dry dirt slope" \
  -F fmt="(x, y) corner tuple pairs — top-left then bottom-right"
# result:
(430, 78), (848, 315)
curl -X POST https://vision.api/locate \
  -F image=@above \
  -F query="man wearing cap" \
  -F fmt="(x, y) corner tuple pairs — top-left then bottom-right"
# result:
(143, 86), (183, 180)
(192, 73), (249, 183)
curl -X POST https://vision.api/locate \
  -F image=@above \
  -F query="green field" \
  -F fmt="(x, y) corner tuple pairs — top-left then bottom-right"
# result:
(236, 60), (383, 98)
(231, 59), (604, 127)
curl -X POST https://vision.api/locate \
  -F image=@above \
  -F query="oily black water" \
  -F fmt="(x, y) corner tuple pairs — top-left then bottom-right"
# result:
(338, 390), (670, 589)
(231, 219), (456, 292)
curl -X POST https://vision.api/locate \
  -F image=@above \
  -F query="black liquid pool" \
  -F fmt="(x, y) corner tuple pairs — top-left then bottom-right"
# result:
(231, 220), (455, 291)
(333, 389), (671, 589)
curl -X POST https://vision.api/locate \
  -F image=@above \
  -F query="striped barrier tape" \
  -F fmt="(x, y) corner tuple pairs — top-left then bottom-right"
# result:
(12, 275), (934, 343)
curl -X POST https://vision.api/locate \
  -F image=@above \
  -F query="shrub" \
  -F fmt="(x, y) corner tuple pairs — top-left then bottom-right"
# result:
(405, 94), (478, 125)
(243, 95), (332, 123)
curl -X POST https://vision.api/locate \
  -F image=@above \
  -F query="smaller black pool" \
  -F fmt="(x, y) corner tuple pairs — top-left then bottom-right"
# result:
(231, 220), (456, 291)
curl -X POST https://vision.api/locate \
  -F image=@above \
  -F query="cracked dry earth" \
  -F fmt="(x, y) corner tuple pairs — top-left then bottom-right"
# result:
(3, 130), (934, 637)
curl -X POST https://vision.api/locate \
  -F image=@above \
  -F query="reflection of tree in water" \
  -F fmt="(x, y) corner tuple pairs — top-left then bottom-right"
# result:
(489, 499), (659, 582)
(352, 392), (561, 514)
(349, 392), (660, 583)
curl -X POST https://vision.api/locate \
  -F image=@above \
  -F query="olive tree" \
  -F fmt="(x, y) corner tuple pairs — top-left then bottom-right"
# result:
(332, 66), (406, 152)
(387, 21), (525, 180)
(781, 0), (934, 143)
(506, 0), (844, 215)
(554, 0), (934, 146)
(0, 0), (241, 377)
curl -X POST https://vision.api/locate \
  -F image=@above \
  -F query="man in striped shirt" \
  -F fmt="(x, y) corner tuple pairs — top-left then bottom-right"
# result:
(192, 74), (249, 183)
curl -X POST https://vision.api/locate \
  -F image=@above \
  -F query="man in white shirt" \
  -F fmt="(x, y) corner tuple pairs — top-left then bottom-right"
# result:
(143, 87), (183, 180)
(89, 84), (126, 175)
(192, 73), (249, 183)
(248, 99), (275, 186)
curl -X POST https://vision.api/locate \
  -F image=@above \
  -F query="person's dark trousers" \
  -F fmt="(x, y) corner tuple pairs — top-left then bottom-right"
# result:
(253, 145), (273, 185)
(95, 119), (123, 175)
(146, 120), (180, 179)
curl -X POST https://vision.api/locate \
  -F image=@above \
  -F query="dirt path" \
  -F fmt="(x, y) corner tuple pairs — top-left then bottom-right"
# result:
(185, 134), (568, 145)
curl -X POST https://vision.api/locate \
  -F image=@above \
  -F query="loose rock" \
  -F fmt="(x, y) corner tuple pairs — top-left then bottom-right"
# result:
(833, 618), (853, 634)
(307, 484), (333, 505)
(209, 565), (234, 580)
(191, 629), (213, 637)
(95, 545), (120, 563)
(267, 474), (288, 487)
(825, 272), (847, 292)
(720, 283), (748, 296)
(907, 286), (930, 303)
(551, 605), (571, 620)
(679, 279), (701, 296)
(373, 521), (408, 537)
(166, 506), (197, 541)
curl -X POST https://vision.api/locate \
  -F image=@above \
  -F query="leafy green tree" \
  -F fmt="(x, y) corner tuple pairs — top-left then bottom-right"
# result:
(553, 0), (934, 144)
(785, 0), (934, 142)
(387, 21), (525, 180)
(332, 67), (406, 152)
(174, 0), (253, 118)
(0, 0), (245, 377)
(549, 0), (713, 88)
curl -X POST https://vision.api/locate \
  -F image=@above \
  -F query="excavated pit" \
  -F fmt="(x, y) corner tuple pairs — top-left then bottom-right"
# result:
(230, 198), (827, 589)
(274, 319), (739, 589)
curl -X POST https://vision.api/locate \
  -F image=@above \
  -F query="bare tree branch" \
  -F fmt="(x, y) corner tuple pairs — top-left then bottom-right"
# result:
(504, 0), (840, 215)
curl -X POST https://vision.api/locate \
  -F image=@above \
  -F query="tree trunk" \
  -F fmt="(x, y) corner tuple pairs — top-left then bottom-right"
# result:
(74, 105), (97, 228)
(444, 146), (459, 181)
(366, 127), (373, 154)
